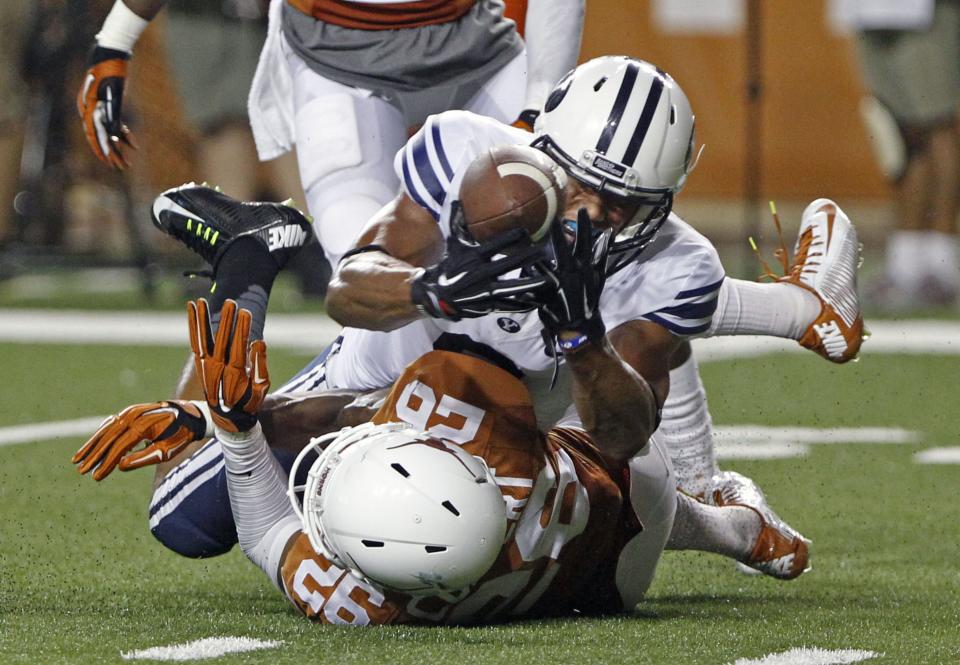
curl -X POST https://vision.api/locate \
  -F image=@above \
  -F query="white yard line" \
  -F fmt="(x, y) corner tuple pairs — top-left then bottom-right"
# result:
(914, 447), (960, 464)
(120, 637), (281, 661)
(0, 311), (958, 357)
(729, 647), (879, 665)
(0, 309), (338, 352)
(712, 425), (919, 461)
(714, 425), (919, 445)
(0, 416), (108, 447)
(715, 442), (810, 460)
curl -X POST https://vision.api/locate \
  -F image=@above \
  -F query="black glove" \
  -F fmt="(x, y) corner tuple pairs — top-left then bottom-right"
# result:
(411, 228), (551, 320)
(538, 209), (611, 353)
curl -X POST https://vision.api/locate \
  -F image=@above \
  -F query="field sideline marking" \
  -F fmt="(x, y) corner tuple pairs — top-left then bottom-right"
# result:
(121, 636), (281, 661)
(729, 647), (879, 664)
(0, 418), (923, 455)
(0, 311), (958, 358)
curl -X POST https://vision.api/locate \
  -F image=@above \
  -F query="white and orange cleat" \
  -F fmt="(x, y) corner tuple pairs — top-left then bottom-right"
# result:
(779, 199), (865, 363)
(705, 471), (811, 580)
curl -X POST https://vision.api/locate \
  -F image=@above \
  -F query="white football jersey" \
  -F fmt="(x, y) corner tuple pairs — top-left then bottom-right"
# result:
(312, 110), (724, 426)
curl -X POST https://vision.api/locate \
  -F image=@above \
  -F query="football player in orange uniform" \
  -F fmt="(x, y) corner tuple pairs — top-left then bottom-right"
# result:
(77, 0), (584, 266)
(77, 212), (810, 624)
(102, 210), (799, 623)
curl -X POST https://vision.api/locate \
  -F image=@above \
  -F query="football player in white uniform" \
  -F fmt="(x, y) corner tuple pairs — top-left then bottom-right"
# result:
(77, 57), (860, 584)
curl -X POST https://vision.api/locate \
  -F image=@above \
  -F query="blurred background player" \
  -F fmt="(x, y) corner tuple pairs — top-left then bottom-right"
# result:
(0, 1), (34, 249)
(163, 0), (305, 209)
(844, 0), (960, 308)
(77, 0), (585, 267)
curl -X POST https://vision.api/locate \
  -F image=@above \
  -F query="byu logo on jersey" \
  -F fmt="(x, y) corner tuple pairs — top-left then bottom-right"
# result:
(268, 224), (307, 252)
(497, 317), (521, 333)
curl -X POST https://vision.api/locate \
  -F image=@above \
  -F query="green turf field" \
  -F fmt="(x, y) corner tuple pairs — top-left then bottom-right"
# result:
(1, 342), (958, 664)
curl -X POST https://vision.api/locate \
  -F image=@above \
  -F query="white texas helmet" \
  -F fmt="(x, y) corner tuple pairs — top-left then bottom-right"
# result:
(288, 422), (507, 599)
(533, 56), (699, 274)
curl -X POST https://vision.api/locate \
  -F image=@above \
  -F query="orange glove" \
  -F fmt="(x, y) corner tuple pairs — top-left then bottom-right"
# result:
(511, 109), (540, 132)
(76, 46), (137, 169)
(72, 401), (209, 480)
(187, 298), (270, 433)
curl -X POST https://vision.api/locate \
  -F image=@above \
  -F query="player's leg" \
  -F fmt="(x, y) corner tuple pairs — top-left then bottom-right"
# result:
(655, 343), (717, 496)
(706, 199), (865, 363)
(857, 3), (960, 305)
(655, 341), (811, 579)
(666, 487), (809, 581)
(617, 438), (807, 605)
(458, 49), (527, 125)
(147, 181), (316, 484)
(615, 434), (677, 607)
(285, 49), (407, 268)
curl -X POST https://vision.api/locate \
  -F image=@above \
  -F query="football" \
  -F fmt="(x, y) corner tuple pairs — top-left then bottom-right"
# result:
(457, 144), (567, 243)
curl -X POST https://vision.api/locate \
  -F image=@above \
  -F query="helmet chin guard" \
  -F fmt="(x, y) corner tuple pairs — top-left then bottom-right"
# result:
(288, 422), (507, 600)
(533, 56), (698, 273)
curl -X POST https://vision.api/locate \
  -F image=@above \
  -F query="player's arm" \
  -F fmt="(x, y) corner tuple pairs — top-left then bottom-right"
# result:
(187, 297), (303, 589)
(77, 0), (168, 169)
(513, 0), (585, 130)
(327, 192), (551, 331)
(326, 194), (444, 331)
(258, 388), (389, 455)
(606, 320), (686, 412)
(71, 382), (386, 481)
(539, 213), (660, 465)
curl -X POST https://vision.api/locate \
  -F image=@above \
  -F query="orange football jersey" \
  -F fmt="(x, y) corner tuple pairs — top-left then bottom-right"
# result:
(279, 351), (638, 624)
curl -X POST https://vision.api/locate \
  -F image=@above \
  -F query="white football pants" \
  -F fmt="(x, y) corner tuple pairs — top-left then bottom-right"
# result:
(284, 45), (527, 267)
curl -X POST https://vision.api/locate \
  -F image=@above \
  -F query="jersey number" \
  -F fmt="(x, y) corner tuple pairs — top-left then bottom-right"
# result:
(395, 380), (486, 444)
(292, 558), (386, 626)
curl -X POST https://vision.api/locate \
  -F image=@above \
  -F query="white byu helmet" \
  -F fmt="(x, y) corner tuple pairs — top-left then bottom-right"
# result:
(533, 56), (699, 273)
(288, 422), (507, 598)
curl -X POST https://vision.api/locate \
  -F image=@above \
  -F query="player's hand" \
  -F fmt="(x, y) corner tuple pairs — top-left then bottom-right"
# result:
(188, 298), (270, 433)
(511, 109), (540, 132)
(72, 400), (210, 481)
(410, 228), (551, 320)
(538, 209), (611, 351)
(76, 45), (137, 169)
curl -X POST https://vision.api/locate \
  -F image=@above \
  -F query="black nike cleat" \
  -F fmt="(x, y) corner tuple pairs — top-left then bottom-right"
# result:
(151, 182), (315, 271)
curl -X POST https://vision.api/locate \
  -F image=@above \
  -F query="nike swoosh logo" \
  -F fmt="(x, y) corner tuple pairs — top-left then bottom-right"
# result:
(152, 197), (205, 226)
(253, 355), (265, 384)
(437, 271), (468, 287)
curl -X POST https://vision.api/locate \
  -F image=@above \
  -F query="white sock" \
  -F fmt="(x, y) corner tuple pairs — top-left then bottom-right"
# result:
(921, 231), (960, 288)
(665, 493), (758, 561)
(656, 353), (717, 496)
(886, 230), (927, 292)
(706, 278), (821, 340)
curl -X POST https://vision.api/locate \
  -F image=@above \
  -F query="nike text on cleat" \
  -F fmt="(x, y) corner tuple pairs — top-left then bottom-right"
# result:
(705, 471), (811, 581)
(759, 199), (865, 363)
(151, 182), (314, 271)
